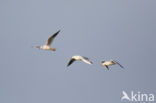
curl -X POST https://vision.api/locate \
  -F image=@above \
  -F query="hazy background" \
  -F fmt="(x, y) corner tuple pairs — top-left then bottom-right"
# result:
(0, 0), (156, 103)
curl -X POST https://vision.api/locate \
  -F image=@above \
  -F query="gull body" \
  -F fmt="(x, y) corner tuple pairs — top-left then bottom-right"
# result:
(101, 59), (124, 70)
(67, 55), (93, 67)
(35, 30), (60, 51)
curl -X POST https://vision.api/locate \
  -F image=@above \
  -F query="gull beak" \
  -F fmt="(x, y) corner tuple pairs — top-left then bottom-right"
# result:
(35, 46), (40, 49)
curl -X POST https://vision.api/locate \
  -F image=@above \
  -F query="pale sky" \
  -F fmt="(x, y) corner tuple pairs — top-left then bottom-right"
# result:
(0, 0), (156, 103)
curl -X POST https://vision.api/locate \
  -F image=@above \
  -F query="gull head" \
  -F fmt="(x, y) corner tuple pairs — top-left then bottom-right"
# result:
(101, 61), (105, 63)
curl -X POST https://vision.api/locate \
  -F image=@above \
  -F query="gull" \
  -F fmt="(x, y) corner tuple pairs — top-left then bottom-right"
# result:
(34, 30), (60, 51)
(101, 59), (124, 70)
(67, 55), (93, 67)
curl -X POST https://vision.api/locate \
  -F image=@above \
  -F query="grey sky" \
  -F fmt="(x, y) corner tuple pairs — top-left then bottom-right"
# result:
(0, 0), (156, 103)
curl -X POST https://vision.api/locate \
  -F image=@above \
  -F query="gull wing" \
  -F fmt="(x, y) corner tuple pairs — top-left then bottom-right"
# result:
(67, 58), (76, 67)
(46, 30), (60, 46)
(105, 65), (109, 70)
(113, 60), (124, 68)
(81, 56), (93, 65)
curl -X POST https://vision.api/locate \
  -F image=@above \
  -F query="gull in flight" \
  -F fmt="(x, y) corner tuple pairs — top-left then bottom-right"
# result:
(67, 55), (93, 67)
(34, 30), (60, 51)
(101, 59), (124, 70)
(121, 91), (131, 101)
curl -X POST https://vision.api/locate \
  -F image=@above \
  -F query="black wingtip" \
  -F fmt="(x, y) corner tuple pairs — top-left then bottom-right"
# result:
(55, 30), (60, 34)
(121, 66), (125, 69)
(52, 30), (60, 38)
(67, 62), (70, 67)
(57, 30), (61, 33)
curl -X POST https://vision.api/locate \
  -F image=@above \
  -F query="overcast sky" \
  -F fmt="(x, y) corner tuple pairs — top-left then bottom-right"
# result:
(0, 0), (156, 103)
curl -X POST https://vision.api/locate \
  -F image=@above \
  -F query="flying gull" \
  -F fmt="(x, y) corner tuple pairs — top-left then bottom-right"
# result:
(67, 55), (93, 67)
(34, 30), (60, 51)
(101, 59), (124, 70)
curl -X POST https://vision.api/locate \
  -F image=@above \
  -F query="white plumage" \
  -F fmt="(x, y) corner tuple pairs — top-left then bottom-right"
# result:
(67, 55), (93, 67)
(101, 59), (124, 70)
(34, 30), (60, 51)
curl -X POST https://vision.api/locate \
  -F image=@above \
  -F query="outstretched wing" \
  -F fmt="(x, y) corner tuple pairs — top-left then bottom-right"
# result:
(67, 58), (76, 67)
(113, 60), (124, 68)
(46, 30), (60, 46)
(105, 65), (109, 70)
(81, 56), (93, 65)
